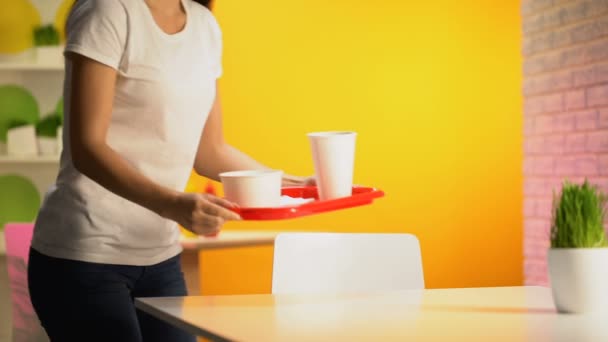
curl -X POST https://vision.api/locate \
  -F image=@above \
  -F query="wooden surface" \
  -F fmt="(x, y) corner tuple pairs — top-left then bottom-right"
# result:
(179, 231), (278, 251)
(179, 231), (279, 295)
(136, 286), (608, 341)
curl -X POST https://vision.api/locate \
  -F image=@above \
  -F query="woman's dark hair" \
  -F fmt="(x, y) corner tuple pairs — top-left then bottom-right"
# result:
(194, 0), (213, 8)
(73, 0), (213, 9)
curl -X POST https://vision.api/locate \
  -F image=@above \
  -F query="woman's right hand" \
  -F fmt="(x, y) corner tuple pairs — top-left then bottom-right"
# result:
(162, 192), (241, 236)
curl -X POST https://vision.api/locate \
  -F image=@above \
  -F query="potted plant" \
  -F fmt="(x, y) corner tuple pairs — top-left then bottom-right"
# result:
(33, 24), (63, 66)
(7, 119), (38, 156)
(548, 179), (608, 314)
(35, 114), (62, 156)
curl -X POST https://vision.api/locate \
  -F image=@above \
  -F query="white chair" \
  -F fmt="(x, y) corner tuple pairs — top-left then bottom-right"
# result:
(271, 232), (424, 294)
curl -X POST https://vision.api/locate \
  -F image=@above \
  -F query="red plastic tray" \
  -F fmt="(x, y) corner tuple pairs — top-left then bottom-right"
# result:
(233, 186), (384, 220)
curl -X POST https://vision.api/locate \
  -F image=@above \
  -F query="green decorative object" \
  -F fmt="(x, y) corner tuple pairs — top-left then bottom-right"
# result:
(7, 119), (31, 130)
(548, 179), (608, 314)
(33, 24), (60, 47)
(551, 179), (608, 248)
(0, 174), (40, 230)
(36, 114), (61, 137)
(0, 85), (40, 142)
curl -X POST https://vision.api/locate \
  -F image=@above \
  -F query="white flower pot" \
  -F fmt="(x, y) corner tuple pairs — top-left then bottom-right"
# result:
(37, 136), (57, 156)
(0, 48), (36, 63)
(7, 125), (38, 156)
(548, 248), (608, 314)
(35, 46), (64, 66)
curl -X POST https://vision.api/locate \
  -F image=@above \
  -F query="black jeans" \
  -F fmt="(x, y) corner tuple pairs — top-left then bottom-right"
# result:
(28, 248), (196, 342)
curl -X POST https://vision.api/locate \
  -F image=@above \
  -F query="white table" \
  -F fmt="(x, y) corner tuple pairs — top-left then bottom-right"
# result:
(135, 286), (608, 341)
(179, 230), (278, 295)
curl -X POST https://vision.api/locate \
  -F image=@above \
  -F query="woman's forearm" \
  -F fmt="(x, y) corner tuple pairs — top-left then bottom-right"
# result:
(72, 143), (178, 217)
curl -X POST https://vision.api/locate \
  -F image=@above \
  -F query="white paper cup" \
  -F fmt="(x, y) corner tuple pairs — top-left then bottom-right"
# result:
(308, 131), (356, 200)
(220, 170), (283, 208)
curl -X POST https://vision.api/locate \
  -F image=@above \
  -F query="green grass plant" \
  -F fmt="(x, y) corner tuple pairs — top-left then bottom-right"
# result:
(551, 180), (608, 248)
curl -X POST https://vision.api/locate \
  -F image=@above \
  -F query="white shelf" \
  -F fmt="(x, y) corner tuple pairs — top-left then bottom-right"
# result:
(0, 155), (59, 163)
(0, 62), (63, 71)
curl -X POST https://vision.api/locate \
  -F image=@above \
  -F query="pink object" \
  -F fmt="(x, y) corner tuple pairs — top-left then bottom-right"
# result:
(4, 222), (49, 341)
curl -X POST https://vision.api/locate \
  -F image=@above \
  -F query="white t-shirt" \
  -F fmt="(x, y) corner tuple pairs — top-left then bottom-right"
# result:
(31, 0), (222, 265)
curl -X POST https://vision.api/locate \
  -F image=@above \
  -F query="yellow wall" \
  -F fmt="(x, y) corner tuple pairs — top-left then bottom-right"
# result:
(195, 0), (523, 293)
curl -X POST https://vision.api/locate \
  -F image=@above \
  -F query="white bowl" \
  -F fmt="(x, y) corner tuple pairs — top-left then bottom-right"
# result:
(219, 170), (283, 208)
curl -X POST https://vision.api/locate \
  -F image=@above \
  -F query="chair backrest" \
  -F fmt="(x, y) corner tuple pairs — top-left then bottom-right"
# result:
(271, 232), (424, 295)
(4, 222), (49, 341)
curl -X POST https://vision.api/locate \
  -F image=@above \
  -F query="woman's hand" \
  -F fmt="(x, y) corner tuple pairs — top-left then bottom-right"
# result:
(162, 193), (241, 236)
(282, 174), (316, 187)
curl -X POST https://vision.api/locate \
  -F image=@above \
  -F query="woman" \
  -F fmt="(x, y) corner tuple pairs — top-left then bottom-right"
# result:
(27, 0), (309, 340)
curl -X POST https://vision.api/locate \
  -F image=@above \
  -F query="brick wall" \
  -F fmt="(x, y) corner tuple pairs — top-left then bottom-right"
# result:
(522, 0), (608, 285)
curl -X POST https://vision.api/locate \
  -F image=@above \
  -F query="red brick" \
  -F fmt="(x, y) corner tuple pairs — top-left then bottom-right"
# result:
(524, 117), (535, 136)
(525, 136), (566, 155)
(555, 156), (598, 177)
(533, 156), (555, 176)
(571, 15), (608, 44)
(524, 259), (549, 280)
(587, 131), (608, 152)
(523, 197), (536, 217)
(521, 0), (553, 17)
(525, 39), (608, 76)
(544, 135), (565, 154)
(525, 93), (564, 115)
(524, 46), (584, 75)
(575, 109), (598, 130)
(564, 133), (586, 153)
(522, 0), (588, 34)
(525, 277), (549, 287)
(522, 7), (559, 33)
(524, 218), (551, 237)
(555, 157), (575, 176)
(523, 157), (533, 175)
(575, 155), (599, 176)
(554, 112), (576, 132)
(523, 30), (566, 57)
(565, 89), (586, 110)
(571, 0), (607, 23)
(574, 62), (608, 87)
(597, 177), (608, 195)
(523, 71), (572, 96)
(536, 198), (554, 219)
(587, 84), (608, 107)
(600, 109), (608, 128)
(546, 177), (577, 194)
(524, 178), (549, 196)
(535, 115), (556, 134)
(549, 177), (566, 194)
(589, 0), (608, 18)
(524, 137), (543, 154)
(573, 64), (596, 87)
(586, 38), (608, 64)
(524, 250), (550, 268)
(600, 154), (608, 174)
(524, 238), (550, 256)
(524, 17), (608, 56)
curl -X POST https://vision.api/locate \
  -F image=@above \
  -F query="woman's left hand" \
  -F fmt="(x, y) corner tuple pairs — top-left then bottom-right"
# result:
(282, 174), (316, 187)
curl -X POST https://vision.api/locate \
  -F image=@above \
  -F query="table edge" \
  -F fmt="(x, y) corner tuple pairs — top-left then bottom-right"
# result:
(135, 298), (234, 342)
